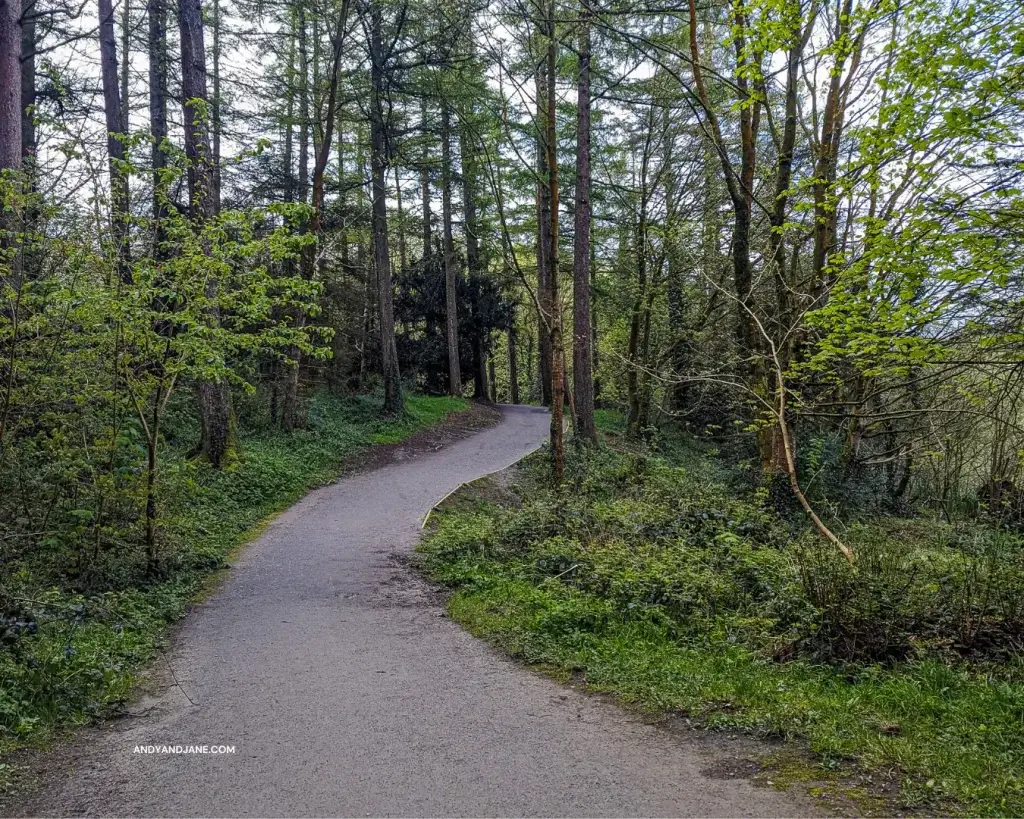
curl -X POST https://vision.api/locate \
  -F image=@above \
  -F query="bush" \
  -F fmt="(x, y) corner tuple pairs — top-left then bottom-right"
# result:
(0, 392), (468, 750)
(421, 437), (1024, 814)
(797, 523), (1024, 663)
(427, 443), (1024, 668)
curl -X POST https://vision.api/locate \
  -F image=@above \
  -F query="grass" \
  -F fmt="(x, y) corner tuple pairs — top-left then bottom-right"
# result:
(418, 442), (1024, 816)
(0, 392), (468, 762)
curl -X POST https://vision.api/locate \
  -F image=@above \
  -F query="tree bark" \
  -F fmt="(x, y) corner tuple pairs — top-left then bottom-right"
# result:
(367, 2), (403, 415)
(297, 2), (309, 204)
(590, 240), (599, 401)
(0, 0), (19, 173)
(283, 14), (295, 205)
(394, 164), (407, 272)
(19, 0), (34, 163)
(686, 0), (758, 365)
(1, 0), (21, 302)
(440, 101), (461, 395)
(99, 0), (131, 282)
(179, 0), (237, 466)
(282, 0), (350, 431)
(420, 97), (431, 260)
(460, 115), (487, 401)
(147, 0), (168, 225)
(811, 0), (857, 301)
(762, 29), (808, 472)
(572, 1), (596, 442)
(508, 314), (520, 404)
(180, 0), (218, 217)
(120, 0), (130, 127)
(535, 66), (553, 407)
(211, 0), (221, 197)
(626, 118), (654, 438)
(544, 1), (564, 482)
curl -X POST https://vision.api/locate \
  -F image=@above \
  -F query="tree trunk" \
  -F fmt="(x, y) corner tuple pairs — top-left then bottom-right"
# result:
(1, 0), (21, 300)
(99, 0), (131, 282)
(179, 0), (238, 466)
(662, 98), (687, 415)
(572, 1), (596, 442)
(544, 1), (564, 482)
(179, 0), (218, 217)
(636, 261), (660, 434)
(460, 123), (480, 281)
(811, 0), (856, 302)
(590, 240), (599, 401)
(309, 4), (348, 226)
(626, 123), (653, 438)
(762, 36), (804, 473)
(147, 0), (168, 225)
(272, 19), (294, 425)
(440, 102), (461, 396)
(367, 3), (403, 415)
(535, 67), (553, 407)
(19, 0), (34, 163)
(0, 0), (20, 173)
(686, 0), (758, 368)
(282, 0), (349, 431)
(14, 0), (37, 280)
(120, 0), (130, 127)
(339, 129), (350, 274)
(625, 213), (645, 436)
(420, 97), (431, 260)
(283, 16), (295, 205)
(394, 164), (407, 272)
(475, 335), (488, 400)
(297, 2), (309, 204)
(211, 0), (221, 197)
(508, 315), (519, 404)
(460, 116), (486, 401)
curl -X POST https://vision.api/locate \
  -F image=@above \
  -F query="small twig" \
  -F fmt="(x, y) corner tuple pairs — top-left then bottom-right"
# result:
(159, 647), (196, 706)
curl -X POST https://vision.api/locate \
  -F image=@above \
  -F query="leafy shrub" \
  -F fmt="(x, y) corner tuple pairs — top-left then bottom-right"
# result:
(421, 440), (1024, 815)
(1, 393), (467, 749)
(797, 523), (1024, 663)
(426, 443), (1024, 667)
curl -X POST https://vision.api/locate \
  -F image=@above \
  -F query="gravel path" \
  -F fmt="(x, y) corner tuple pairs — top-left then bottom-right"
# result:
(17, 405), (817, 818)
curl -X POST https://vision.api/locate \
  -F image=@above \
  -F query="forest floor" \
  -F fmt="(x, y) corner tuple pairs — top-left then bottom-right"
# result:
(1, 404), (820, 818)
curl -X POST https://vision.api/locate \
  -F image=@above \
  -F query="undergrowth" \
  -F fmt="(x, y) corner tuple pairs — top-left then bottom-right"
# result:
(0, 392), (467, 756)
(419, 423), (1024, 816)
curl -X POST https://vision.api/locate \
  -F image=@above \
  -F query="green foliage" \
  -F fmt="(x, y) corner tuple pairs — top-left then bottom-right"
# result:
(798, 521), (1024, 664)
(0, 393), (466, 753)
(0, 166), (328, 587)
(394, 258), (512, 396)
(420, 442), (1024, 815)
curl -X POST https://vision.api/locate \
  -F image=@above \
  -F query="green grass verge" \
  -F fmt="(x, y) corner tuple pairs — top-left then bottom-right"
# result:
(0, 393), (468, 758)
(418, 449), (1024, 817)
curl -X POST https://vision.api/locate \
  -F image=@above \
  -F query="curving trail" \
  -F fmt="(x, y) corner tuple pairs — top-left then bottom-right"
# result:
(21, 405), (817, 818)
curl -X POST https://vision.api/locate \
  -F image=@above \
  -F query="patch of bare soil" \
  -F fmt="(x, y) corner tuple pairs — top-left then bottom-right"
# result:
(338, 401), (502, 478)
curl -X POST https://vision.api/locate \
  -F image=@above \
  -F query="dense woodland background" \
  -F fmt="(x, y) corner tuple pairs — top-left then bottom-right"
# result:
(1, 0), (1024, 808)
(3, 0), (1023, 567)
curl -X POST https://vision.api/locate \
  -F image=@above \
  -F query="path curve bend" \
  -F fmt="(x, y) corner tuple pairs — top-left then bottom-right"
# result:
(23, 405), (816, 818)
